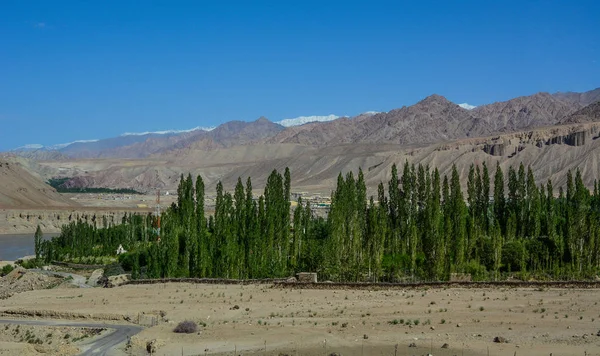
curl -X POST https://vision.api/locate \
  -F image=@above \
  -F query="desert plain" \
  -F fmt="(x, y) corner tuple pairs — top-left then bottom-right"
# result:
(1, 280), (600, 355)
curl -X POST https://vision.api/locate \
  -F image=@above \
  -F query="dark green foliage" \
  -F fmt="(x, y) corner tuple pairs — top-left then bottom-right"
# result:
(38, 164), (600, 281)
(17, 258), (43, 269)
(47, 177), (141, 194)
(1, 264), (14, 276)
(34, 225), (43, 260)
(104, 263), (126, 277)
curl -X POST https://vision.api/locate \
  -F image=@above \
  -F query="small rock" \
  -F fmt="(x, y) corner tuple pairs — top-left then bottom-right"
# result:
(146, 339), (158, 354)
(430, 326), (435, 330)
(493, 336), (507, 343)
(596, 330), (600, 337)
(441, 343), (450, 349)
(456, 323), (462, 328)
(408, 342), (417, 348)
(230, 305), (240, 310)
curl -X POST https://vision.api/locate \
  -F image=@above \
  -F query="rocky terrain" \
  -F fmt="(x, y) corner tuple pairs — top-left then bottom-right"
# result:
(553, 87), (600, 107)
(0, 267), (62, 300)
(0, 160), (76, 209)
(2, 87), (600, 204)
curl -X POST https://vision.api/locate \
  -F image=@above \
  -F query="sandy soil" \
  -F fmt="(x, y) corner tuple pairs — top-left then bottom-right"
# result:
(0, 323), (99, 355)
(1, 283), (600, 355)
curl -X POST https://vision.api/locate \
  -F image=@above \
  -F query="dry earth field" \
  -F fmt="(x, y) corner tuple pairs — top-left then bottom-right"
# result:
(1, 283), (600, 355)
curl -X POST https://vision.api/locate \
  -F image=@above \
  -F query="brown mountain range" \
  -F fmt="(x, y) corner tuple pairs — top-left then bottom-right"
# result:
(3, 88), (600, 203)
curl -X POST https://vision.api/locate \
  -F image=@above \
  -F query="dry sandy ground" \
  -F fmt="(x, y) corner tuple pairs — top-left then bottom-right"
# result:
(1, 283), (600, 355)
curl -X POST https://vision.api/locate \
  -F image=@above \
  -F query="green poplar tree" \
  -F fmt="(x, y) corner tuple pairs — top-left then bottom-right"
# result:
(34, 225), (43, 261)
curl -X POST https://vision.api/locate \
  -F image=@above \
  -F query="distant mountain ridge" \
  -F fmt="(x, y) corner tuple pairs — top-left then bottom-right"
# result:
(7, 88), (599, 160)
(5, 87), (600, 200)
(553, 88), (600, 107)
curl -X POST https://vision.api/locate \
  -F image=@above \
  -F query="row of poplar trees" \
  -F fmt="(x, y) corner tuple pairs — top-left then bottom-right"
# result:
(41, 163), (600, 281)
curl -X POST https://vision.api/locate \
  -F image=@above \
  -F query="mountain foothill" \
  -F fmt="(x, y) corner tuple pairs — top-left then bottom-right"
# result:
(3, 87), (600, 207)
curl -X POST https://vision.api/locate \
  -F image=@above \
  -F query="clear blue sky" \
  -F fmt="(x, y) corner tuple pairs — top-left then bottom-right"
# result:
(1, 0), (599, 150)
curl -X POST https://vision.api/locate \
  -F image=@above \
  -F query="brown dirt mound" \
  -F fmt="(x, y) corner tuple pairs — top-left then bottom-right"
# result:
(0, 268), (62, 299)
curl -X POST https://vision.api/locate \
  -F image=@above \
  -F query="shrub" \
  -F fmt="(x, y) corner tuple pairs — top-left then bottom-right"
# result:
(103, 263), (125, 277)
(173, 320), (198, 334)
(17, 259), (43, 269)
(0, 264), (14, 276)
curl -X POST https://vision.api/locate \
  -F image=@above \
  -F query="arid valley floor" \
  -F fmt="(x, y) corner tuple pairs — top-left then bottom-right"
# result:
(1, 280), (600, 355)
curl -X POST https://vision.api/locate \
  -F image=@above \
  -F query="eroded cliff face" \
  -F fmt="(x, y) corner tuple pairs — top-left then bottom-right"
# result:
(0, 209), (149, 234)
(451, 122), (600, 158)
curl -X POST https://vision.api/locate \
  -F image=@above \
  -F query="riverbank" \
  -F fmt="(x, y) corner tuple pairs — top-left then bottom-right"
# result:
(0, 207), (151, 235)
(0, 234), (57, 261)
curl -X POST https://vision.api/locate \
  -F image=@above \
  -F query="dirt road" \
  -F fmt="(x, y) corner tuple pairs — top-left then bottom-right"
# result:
(0, 319), (142, 356)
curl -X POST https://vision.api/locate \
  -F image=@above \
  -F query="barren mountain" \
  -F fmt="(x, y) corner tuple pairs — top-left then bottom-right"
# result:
(0, 159), (77, 208)
(269, 92), (582, 147)
(27, 120), (600, 198)
(553, 87), (600, 107)
(9, 88), (598, 161)
(5, 87), (600, 207)
(59, 130), (206, 159)
(560, 101), (600, 124)
(7, 149), (70, 161)
(471, 92), (581, 132)
(269, 95), (489, 146)
(157, 117), (285, 155)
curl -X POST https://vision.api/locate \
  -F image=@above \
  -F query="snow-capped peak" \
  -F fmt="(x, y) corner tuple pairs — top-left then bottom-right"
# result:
(458, 103), (476, 110)
(276, 115), (340, 127)
(48, 140), (100, 150)
(120, 126), (215, 136)
(18, 144), (44, 150)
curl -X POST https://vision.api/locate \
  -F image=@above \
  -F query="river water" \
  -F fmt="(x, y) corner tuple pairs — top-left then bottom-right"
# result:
(0, 233), (58, 261)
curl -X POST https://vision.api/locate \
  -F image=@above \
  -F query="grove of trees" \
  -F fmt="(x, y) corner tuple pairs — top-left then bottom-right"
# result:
(38, 163), (600, 281)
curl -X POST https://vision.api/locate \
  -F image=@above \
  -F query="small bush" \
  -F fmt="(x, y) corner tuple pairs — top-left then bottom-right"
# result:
(0, 264), (14, 276)
(103, 263), (125, 277)
(173, 320), (198, 334)
(17, 259), (43, 269)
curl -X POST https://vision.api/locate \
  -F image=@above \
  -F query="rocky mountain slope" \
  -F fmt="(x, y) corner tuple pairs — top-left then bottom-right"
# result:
(0, 159), (77, 208)
(471, 92), (580, 132)
(269, 95), (491, 146)
(3, 87), (600, 203)
(30, 122), (600, 197)
(9, 88), (598, 161)
(560, 101), (600, 124)
(553, 87), (600, 107)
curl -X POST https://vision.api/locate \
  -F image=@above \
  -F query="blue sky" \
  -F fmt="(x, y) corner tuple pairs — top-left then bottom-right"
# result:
(1, 0), (599, 150)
